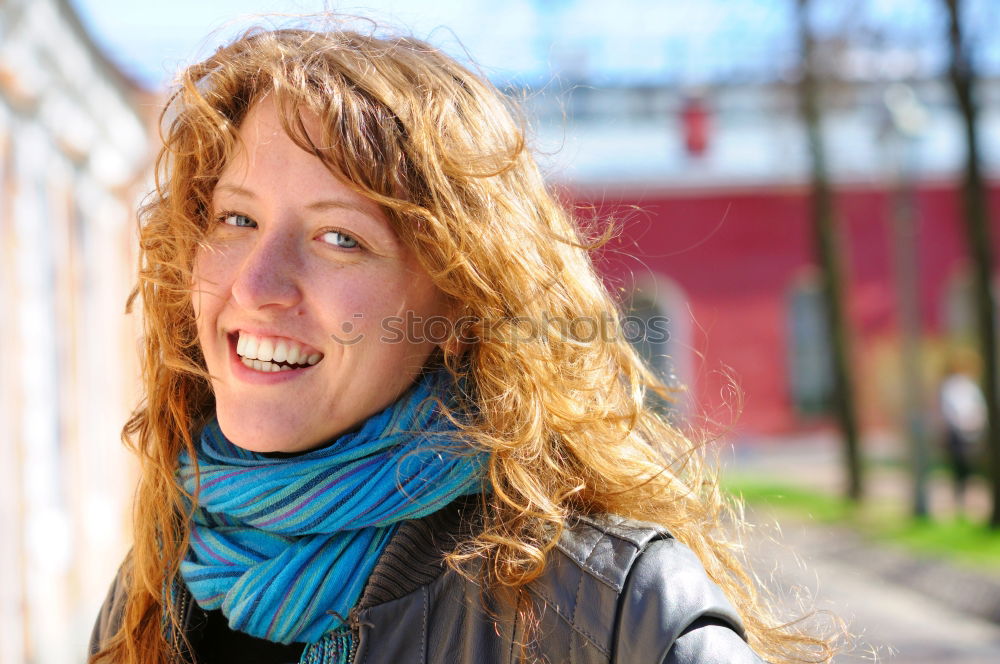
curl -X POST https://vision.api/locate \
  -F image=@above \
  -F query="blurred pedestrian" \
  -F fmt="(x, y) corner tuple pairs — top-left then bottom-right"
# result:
(938, 349), (986, 516)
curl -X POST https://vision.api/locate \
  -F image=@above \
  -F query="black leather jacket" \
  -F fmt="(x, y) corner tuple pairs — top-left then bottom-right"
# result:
(91, 499), (764, 663)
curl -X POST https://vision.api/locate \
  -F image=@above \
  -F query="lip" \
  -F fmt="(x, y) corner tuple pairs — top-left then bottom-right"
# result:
(226, 332), (318, 384)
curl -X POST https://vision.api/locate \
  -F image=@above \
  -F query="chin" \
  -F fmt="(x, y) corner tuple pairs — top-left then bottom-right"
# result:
(215, 409), (311, 455)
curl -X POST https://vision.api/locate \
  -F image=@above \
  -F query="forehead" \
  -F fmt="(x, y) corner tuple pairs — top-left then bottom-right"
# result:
(223, 98), (321, 176)
(213, 100), (386, 219)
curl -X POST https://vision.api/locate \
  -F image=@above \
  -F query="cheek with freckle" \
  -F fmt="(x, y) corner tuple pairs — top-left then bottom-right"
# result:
(190, 254), (224, 356)
(190, 286), (202, 323)
(190, 252), (214, 312)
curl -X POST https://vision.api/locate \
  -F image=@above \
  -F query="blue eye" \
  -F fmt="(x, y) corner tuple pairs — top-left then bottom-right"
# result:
(222, 213), (255, 228)
(321, 231), (360, 249)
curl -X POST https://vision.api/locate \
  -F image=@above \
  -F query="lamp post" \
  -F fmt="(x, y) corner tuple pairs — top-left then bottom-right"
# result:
(882, 82), (930, 518)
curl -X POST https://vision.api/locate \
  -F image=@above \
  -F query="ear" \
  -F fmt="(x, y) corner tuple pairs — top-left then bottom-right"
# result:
(439, 301), (478, 359)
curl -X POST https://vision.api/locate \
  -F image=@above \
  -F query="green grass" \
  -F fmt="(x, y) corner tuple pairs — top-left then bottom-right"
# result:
(726, 480), (855, 524)
(725, 476), (1000, 574)
(883, 516), (1000, 570)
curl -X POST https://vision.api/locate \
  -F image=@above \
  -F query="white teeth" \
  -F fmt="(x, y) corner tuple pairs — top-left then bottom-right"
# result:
(273, 341), (288, 363)
(236, 331), (323, 366)
(239, 357), (295, 372)
(243, 335), (259, 360)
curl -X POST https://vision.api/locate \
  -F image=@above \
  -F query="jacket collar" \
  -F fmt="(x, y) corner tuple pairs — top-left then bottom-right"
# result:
(355, 494), (482, 611)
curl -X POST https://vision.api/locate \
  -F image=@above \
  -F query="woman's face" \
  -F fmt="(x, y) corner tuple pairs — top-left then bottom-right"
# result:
(192, 99), (447, 453)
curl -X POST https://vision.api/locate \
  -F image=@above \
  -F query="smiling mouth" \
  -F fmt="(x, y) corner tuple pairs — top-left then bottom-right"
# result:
(233, 331), (324, 373)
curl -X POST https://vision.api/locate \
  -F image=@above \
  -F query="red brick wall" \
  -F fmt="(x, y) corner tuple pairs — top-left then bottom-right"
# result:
(577, 181), (1000, 435)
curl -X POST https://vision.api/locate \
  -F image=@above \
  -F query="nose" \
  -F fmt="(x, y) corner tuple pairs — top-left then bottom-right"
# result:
(230, 230), (304, 311)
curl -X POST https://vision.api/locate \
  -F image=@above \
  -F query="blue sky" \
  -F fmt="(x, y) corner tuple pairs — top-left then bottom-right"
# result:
(69, 0), (998, 91)
(64, 0), (798, 89)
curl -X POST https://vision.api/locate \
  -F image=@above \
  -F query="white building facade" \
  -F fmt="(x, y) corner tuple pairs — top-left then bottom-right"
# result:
(0, 1), (150, 662)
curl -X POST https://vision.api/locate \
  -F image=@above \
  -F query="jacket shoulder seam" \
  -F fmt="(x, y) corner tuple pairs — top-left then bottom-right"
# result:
(574, 513), (672, 544)
(554, 516), (673, 591)
(527, 585), (611, 657)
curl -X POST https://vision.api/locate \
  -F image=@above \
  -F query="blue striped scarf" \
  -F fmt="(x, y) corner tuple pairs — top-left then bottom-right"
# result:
(177, 370), (484, 657)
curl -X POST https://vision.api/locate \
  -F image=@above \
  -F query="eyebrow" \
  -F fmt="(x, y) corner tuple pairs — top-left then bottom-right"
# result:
(214, 183), (378, 217)
(213, 183), (257, 199)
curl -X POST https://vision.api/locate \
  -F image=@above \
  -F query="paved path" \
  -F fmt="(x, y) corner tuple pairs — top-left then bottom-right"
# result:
(747, 514), (1000, 663)
(731, 428), (1000, 662)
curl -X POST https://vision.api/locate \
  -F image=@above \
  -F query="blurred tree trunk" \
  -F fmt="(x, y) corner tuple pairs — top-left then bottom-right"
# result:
(796, 0), (863, 501)
(945, 0), (1000, 527)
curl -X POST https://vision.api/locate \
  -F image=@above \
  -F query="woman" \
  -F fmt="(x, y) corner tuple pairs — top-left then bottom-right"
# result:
(938, 350), (986, 515)
(89, 23), (834, 664)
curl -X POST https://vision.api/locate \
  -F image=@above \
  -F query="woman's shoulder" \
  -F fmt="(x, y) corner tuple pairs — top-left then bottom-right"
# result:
(358, 503), (764, 663)
(89, 554), (132, 656)
(556, 512), (741, 624)
(534, 513), (762, 663)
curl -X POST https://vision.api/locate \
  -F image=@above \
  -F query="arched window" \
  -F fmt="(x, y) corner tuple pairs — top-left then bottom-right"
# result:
(942, 264), (1000, 347)
(787, 271), (833, 416)
(624, 275), (692, 415)
(943, 265), (974, 346)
